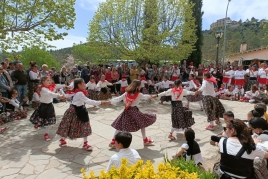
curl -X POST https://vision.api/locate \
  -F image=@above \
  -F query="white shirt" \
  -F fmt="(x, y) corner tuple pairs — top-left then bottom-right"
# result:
(247, 70), (258, 78)
(182, 80), (197, 91)
(234, 88), (245, 96)
(223, 70), (234, 78)
(9, 98), (22, 111)
(234, 70), (246, 79)
(40, 84), (64, 103)
(245, 90), (259, 99)
(258, 68), (267, 78)
(140, 80), (147, 88)
(181, 143), (204, 165)
(106, 148), (141, 171)
(96, 80), (113, 88)
(199, 80), (216, 97)
(114, 80), (128, 87)
(72, 92), (101, 106)
(29, 71), (40, 80)
(158, 88), (195, 101)
(225, 90), (235, 96)
(69, 81), (74, 90)
(32, 92), (40, 102)
(154, 80), (174, 89)
(172, 68), (180, 77)
(86, 81), (98, 90)
(111, 93), (151, 106)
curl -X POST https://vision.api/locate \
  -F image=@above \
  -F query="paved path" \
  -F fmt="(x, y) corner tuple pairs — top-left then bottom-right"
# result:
(0, 98), (253, 179)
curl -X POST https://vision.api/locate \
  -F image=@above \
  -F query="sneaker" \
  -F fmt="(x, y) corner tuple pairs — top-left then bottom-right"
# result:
(143, 137), (154, 146)
(83, 141), (93, 151)
(168, 133), (176, 140)
(109, 139), (116, 148)
(59, 139), (67, 146)
(44, 134), (50, 141)
(205, 125), (215, 131)
(215, 119), (221, 125)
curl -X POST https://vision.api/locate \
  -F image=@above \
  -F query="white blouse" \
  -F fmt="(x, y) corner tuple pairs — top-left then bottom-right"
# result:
(223, 70), (234, 78)
(247, 70), (258, 78)
(199, 80), (216, 97)
(258, 68), (267, 78)
(32, 92), (40, 102)
(97, 80), (113, 88)
(110, 93), (151, 106)
(225, 90), (235, 96)
(40, 84), (64, 103)
(155, 80), (174, 89)
(234, 70), (246, 79)
(158, 88), (195, 101)
(72, 92), (101, 106)
(245, 90), (259, 98)
(182, 80), (197, 91)
(172, 68), (180, 77)
(9, 98), (22, 111)
(86, 81), (98, 90)
(114, 80), (128, 87)
(234, 88), (245, 96)
(141, 80), (147, 88)
(29, 71), (40, 80)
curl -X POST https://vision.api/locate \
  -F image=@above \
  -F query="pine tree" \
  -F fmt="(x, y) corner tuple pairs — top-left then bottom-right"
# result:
(187, 0), (204, 66)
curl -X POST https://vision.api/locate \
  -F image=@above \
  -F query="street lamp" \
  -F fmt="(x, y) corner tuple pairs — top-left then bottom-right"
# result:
(215, 30), (223, 65)
(222, 0), (231, 67)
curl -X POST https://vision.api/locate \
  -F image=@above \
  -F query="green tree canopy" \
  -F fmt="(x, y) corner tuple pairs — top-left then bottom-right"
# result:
(0, 0), (76, 51)
(19, 47), (60, 69)
(88, 0), (197, 66)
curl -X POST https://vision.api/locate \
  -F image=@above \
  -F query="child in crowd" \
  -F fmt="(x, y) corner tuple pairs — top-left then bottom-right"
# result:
(32, 86), (41, 109)
(86, 75), (99, 100)
(138, 75), (149, 94)
(234, 84), (245, 100)
(215, 84), (226, 98)
(113, 74), (128, 94)
(97, 75), (113, 100)
(154, 76), (174, 104)
(254, 103), (268, 122)
(249, 117), (268, 142)
(182, 74), (203, 110)
(9, 90), (28, 119)
(210, 111), (234, 145)
(254, 84), (268, 104)
(154, 79), (196, 140)
(148, 76), (156, 94)
(109, 80), (156, 148)
(106, 131), (141, 171)
(221, 85), (235, 100)
(30, 76), (65, 141)
(56, 78), (110, 150)
(240, 85), (259, 102)
(172, 128), (203, 165)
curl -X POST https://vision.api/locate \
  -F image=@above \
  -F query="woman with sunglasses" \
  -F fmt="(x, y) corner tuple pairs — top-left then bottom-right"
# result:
(217, 119), (268, 179)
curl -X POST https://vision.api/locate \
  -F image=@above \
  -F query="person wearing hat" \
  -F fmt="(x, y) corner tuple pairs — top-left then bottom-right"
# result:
(113, 74), (129, 94)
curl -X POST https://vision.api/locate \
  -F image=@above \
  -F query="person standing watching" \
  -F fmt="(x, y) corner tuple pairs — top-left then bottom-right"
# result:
(11, 63), (28, 105)
(0, 65), (11, 97)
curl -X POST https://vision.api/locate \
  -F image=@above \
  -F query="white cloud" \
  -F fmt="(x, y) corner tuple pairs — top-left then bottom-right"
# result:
(203, 0), (268, 29)
(77, 0), (107, 11)
(47, 35), (87, 49)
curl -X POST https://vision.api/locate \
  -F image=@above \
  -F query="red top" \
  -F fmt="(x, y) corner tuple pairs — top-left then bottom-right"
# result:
(105, 72), (112, 82)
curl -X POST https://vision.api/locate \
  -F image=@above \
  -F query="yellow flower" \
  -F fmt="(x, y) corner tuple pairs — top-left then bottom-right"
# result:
(80, 168), (85, 173)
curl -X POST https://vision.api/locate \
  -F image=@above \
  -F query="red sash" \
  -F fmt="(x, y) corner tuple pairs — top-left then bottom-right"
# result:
(125, 92), (140, 110)
(193, 80), (200, 87)
(172, 87), (183, 100)
(66, 89), (88, 97)
(41, 83), (56, 92)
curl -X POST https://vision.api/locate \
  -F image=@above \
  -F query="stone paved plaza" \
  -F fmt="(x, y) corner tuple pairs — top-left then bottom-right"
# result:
(0, 98), (253, 179)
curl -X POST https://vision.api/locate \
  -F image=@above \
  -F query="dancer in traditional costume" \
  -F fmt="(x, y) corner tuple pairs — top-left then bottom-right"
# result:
(222, 66), (233, 88)
(233, 65), (246, 88)
(97, 75), (113, 100)
(171, 64), (180, 81)
(56, 78), (110, 150)
(182, 74), (203, 110)
(258, 63), (267, 87)
(29, 76), (65, 141)
(154, 76), (174, 104)
(196, 72), (225, 131)
(109, 80), (156, 148)
(153, 79), (195, 140)
(246, 65), (258, 91)
(9, 89), (28, 119)
(113, 74), (128, 94)
(86, 75), (99, 100)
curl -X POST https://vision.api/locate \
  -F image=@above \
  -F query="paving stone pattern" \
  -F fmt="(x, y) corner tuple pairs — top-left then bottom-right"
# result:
(0, 98), (253, 179)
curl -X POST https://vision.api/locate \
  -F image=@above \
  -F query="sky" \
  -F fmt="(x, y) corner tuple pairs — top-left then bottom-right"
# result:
(49, 0), (268, 49)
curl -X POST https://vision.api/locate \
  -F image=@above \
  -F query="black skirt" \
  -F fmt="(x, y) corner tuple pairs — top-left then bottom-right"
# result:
(72, 105), (89, 122)
(39, 103), (55, 118)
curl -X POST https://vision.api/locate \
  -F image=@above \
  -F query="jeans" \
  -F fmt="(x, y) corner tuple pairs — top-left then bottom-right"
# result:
(1, 92), (8, 98)
(16, 84), (27, 102)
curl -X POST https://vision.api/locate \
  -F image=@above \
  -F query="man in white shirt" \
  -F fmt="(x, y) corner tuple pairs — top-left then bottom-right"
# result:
(106, 131), (141, 171)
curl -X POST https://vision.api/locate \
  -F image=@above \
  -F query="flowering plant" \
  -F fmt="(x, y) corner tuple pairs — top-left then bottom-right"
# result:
(81, 158), (199, 179)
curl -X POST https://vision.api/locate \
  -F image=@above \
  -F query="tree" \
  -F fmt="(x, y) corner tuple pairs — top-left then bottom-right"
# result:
(88, 0), (197, 66)
(72, 43), (100, 63)
(0, 0), (75, 51)
(187, 0), (203, 66)
(19, 47), (60, 69)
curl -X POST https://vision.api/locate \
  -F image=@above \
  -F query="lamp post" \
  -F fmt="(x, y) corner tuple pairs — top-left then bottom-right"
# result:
(222, 0), (231, 67)
(215, 30), (223, 66)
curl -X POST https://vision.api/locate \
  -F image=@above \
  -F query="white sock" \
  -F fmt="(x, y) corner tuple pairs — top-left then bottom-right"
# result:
(198, 101), (203, 107)
(186, 101), (189, 106)
(83, 137), (87, 142)
(141, 128), (146, 139)
(113, 130), (120, 138)
(210, 121), (215, 126)
(170, 127), (175, 134)
(45, 126), (49, 134)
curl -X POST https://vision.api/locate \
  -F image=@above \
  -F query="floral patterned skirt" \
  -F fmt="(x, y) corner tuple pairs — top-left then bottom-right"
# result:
(186, 88), (203, 102)
(56, 105), (92, 139)
(32, 101), (40, 109)
(171, 101), (195, 129)
(10, 109), (28, 119)
(29, 103), (56, 127)
(111, 106), (156, 132)
(159, 88), (171, 102)
(98, 88), (112, 100)
(202, 96), (225, 122)
(88, 89), (99, 100)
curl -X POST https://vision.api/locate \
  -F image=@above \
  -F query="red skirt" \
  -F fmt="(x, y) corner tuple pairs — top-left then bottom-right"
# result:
(234, 79), (245, 86)
(171, 76), (179, 81)
(222, 77), (230, 84)
(258, 78), (266, 84)
(231, 78), (235, 85)
(121, 86), (127, 93)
